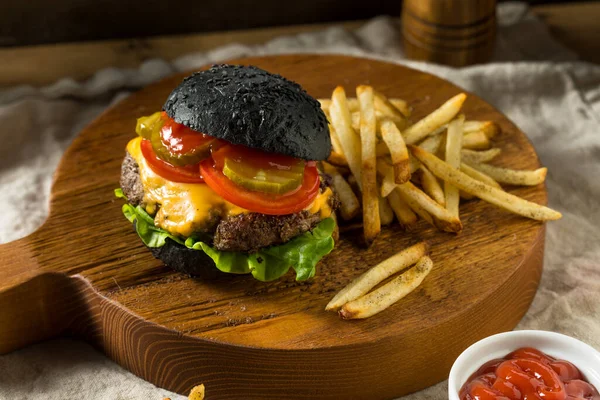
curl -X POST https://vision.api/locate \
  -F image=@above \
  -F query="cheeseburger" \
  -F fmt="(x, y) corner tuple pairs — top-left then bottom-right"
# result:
(116, 65), (338, 281)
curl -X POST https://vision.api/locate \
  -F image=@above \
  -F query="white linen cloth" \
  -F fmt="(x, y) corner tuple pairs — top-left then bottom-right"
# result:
(1, 3), (598, 399)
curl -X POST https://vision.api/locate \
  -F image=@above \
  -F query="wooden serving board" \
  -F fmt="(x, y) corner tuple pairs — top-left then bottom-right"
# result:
(0, 55), (546, 399)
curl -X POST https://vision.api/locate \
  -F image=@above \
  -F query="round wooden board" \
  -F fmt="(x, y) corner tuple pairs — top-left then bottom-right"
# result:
(0, 55), (546, 399)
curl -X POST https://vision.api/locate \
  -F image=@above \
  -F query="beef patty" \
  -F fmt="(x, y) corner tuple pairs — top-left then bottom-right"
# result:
(120, 153), (337, 253)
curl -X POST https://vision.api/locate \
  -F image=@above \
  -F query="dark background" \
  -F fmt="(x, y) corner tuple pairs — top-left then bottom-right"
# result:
(0, 0), (590, 47)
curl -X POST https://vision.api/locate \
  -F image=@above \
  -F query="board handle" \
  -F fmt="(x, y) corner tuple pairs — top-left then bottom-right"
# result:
(0, 238), (80, 354)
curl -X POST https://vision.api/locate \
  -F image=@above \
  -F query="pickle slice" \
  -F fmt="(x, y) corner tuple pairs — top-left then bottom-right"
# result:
(136, 112), (162, 139)
(223, 158), (305, 194)
(150, 127), (213, 167)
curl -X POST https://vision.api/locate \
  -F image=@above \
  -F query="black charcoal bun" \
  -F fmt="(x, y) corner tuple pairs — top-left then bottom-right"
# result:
(163, 64), (331, 161)
(149, 239), (222, 280)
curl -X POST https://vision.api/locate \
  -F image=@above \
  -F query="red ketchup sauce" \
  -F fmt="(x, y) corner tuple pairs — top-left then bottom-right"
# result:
(459, 347), (600, 400)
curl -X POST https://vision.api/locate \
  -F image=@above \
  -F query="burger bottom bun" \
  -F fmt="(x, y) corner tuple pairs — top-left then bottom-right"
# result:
(150, 238), (224, 280)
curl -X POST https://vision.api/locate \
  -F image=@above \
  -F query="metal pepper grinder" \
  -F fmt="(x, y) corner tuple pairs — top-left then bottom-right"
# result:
(402, 0), (497, 66)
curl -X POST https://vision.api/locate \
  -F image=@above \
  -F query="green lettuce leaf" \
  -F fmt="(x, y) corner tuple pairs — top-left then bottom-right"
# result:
(116, 189), (335, 282)
(186, 218), (334, 281)
(114, 188), (125, 199)
(122, 203), (184, 247)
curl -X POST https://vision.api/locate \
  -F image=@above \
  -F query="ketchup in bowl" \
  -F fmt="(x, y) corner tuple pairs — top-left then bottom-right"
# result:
(459, 347), (600, 400)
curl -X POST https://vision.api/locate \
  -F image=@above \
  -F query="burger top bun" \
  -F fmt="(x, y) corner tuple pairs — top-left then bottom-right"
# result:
(163, 64), (331, 161)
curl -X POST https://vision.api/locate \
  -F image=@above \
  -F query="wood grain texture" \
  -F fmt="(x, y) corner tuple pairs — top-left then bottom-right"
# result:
(0, 55), (547, 399)
(402, 0), (497, 66)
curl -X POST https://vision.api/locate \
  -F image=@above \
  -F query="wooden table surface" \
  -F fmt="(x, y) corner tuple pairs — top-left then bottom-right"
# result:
(1, 2), (598, 88)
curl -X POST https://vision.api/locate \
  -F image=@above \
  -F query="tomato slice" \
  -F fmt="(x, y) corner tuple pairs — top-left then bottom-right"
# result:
(140, 138), (205, 183)
(200, 158), (320, 215)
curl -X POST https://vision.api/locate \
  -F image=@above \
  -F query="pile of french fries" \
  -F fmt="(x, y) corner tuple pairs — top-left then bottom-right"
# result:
(320, 86), (561, 242)
(321, 86), (562, 319)
(326, 242), (431, 319)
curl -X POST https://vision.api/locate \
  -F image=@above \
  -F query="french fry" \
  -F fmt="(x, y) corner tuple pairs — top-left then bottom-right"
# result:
(326, 242), (429, 311)
(351, 111), (404, 135)
(330, 87), (363, 189)
(404, 129), (443, 173)
(322, 162), (360, 221)
(335, 165), (351, 176)
(374, 91), (409, 130)
(418, 133), (444, 155)
(380, 162), (397, 197)
(414, 166), (445, 206)
(320, 98), (410, 117)
(483, 123), (499, 139)
(395, 181), (463, 232)
(380, 120), (411, 184)
(409, 145), (562, 221)
(379, 196), (395, 225)
(460, 163), (502, 189)
(409, 156), (421, 174)
(445, 115), (464, 218)
(322, 106), (331, 122)
(357, 85), (380, 244)
(351, 111), (360, 132)
(404, 93), (467, 144)
(462, 131), (490, 150)
(329, 124), (344, 154)
(376, 159), (453, 229)
(463, 120), (499, 138)
(318, 98), (332, 110)
(347, 174), (359, 191)
(390, 99), (411, 118)
(467, 162), (547, 186)
(322, 98), (363, 113)
(395, 187), (434, 226)
(327, 151), (348, 167)
(461, 148), (501, 164)
(460, 191), (475, 200)
(379, 115), (407, 131)
(376, 141), (390, 157)
(387, 190), (418, 230)
(339, 256), (434, 319)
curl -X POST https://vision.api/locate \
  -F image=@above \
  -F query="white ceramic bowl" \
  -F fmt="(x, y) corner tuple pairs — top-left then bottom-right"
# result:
(448, 330), (600, 400)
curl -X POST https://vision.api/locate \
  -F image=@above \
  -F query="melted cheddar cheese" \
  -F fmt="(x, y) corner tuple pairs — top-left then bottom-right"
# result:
(126, 137), (333, 237)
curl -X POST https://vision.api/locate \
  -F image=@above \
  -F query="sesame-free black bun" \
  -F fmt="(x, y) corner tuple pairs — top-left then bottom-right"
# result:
(163, 64), (331, 161)
(149, 238), (223, 280)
